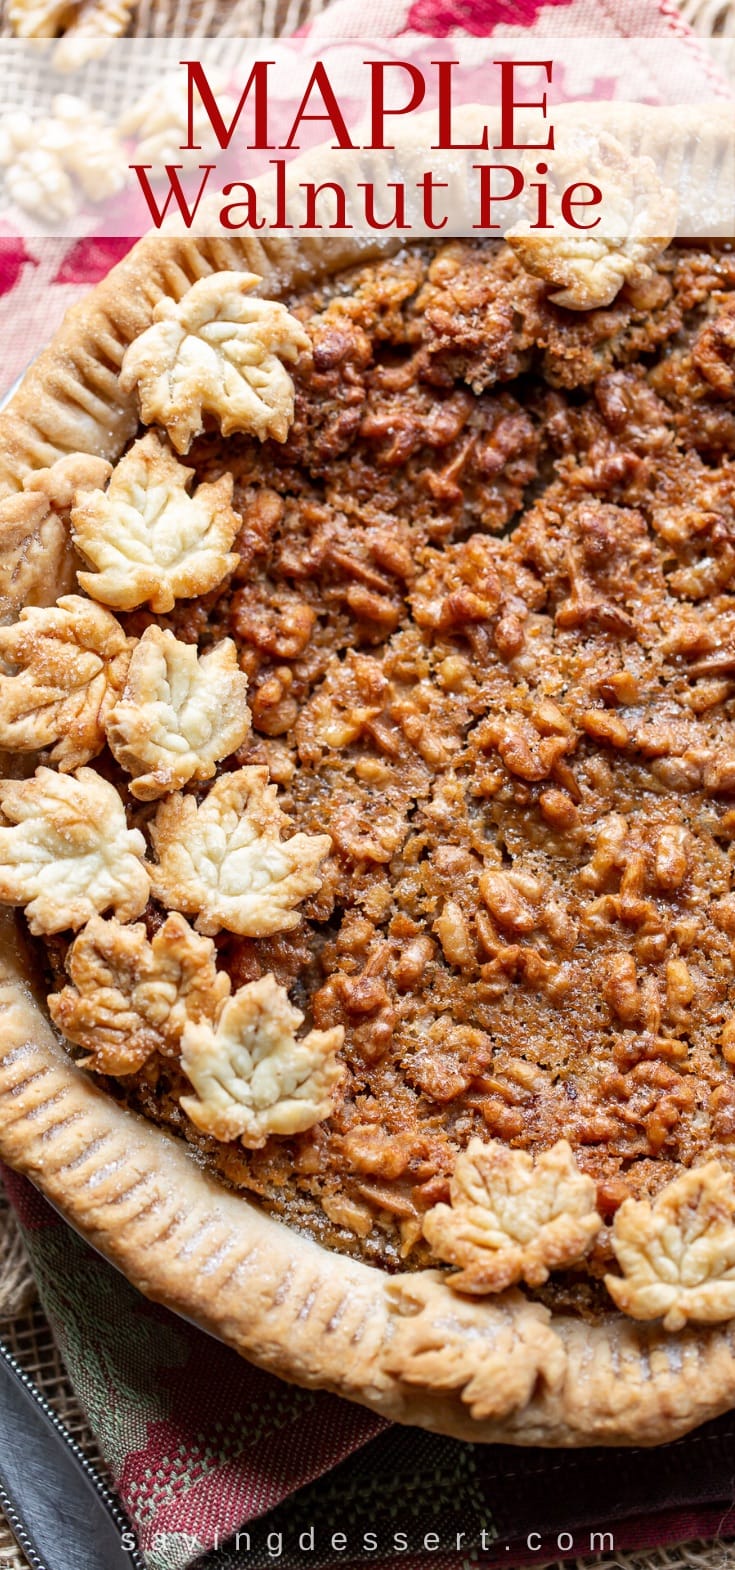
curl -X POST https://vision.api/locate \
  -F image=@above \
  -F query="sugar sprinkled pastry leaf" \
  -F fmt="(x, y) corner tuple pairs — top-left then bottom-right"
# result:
(180, 972), (344, 1147)
(106, 626), (251, 800)
(0, 766), (150, 934)
(0, 595), (133, 771)
(423, 1138), (601, 1294)
(119, 271), (311, 454)
(71, 431), (240, 614)
(150, 766), (331, 937)
(49, 911), (230, 1075)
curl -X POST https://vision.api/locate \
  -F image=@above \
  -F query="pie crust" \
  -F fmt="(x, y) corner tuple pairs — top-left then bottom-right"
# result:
(5, 232), (735, 1447)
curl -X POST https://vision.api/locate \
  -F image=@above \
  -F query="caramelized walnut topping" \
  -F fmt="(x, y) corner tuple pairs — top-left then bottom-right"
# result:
(23, 239), (735, 1309)
(119, 271), (310, 453)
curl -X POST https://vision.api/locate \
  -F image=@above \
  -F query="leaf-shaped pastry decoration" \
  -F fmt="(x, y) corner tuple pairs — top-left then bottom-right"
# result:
(0, 766), (150, 934)
(606, 1162), (735, 1331)
(119, 271), (311, 454)
(49, 911), (230, 1075)
(0, 595), (133, 771)
(179, 972), (344, 1147)
(106, 626), (251, 800)
(384, 1275), (565, 1422)
(71, 431), (240, 615)
(150, 766), (331, 937)
(423, 1138), (601, 1294)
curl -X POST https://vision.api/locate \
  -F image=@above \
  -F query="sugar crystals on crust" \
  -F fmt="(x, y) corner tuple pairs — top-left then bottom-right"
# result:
(423, 1138), (601, 1294)
(49, 911), (230, 1075)
(179, 972), (344, 1148)
(71, 431), (240, 614)
(606, 1162), (735, 1331)
(0, 595), (133, 771)
(149, 766), (331, 937)
(118, 271), (311, 453)
(0, 766), (149, 934)
(105, 626), (251, 800)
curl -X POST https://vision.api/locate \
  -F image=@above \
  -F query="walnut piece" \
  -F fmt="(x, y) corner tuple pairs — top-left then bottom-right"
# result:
(8, 0), (133, 45)
(71, 432), (240, 614)
(384, 1275), (565, 1421)
(106, 627), (250, 800)
(0, 766), (149, 934)
(423, 1138), (601, 1294)
(606, 1162), (735, 1331)
(0, 97), (126, 219)
(0, 595), (132, 771)
(49, 911), (229, 1075)
(7, 0), (69, 34)
(118, 271), (311, 454)
(179, 972), (344, 1147)
(150, 766), (331, 937)
(52, 0), (135, 70)
(119, 68), (239, 167)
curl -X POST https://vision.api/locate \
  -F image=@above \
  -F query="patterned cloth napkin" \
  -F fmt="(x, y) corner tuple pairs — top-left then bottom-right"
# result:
(1, 2), (734, 1567)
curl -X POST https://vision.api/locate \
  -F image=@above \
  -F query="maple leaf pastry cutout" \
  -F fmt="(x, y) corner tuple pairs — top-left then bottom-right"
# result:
(70, 431), (240, 614)
(118, 271), (311, 454)
(0, 766), (149, 934)
(422, 1138), (601, 1294)
(606, 1162), (735, 1331)
(49, 911), (230, 1075)
(179, 972), (344, 1148)
(0, 595), (133, 771)
(0, 453), (111, 609)
(149, 766), (331, 937)
(105, 626), (251, 800)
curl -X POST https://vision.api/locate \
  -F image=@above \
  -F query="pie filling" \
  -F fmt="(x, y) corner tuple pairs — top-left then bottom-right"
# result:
(5, 238), (735, 1325)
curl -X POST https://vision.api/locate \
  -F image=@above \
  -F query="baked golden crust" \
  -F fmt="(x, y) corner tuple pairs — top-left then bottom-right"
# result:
(5, 224), (735, 1445)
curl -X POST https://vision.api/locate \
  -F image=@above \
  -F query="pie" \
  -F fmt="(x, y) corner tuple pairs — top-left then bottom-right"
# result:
(4, 230), (735, 1447)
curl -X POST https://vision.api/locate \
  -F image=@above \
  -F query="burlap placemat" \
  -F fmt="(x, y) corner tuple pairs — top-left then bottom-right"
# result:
(1, 2), (735, 1567)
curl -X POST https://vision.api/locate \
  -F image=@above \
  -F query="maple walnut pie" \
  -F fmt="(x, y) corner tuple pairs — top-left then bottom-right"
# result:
(4, 235), (735, 1444)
